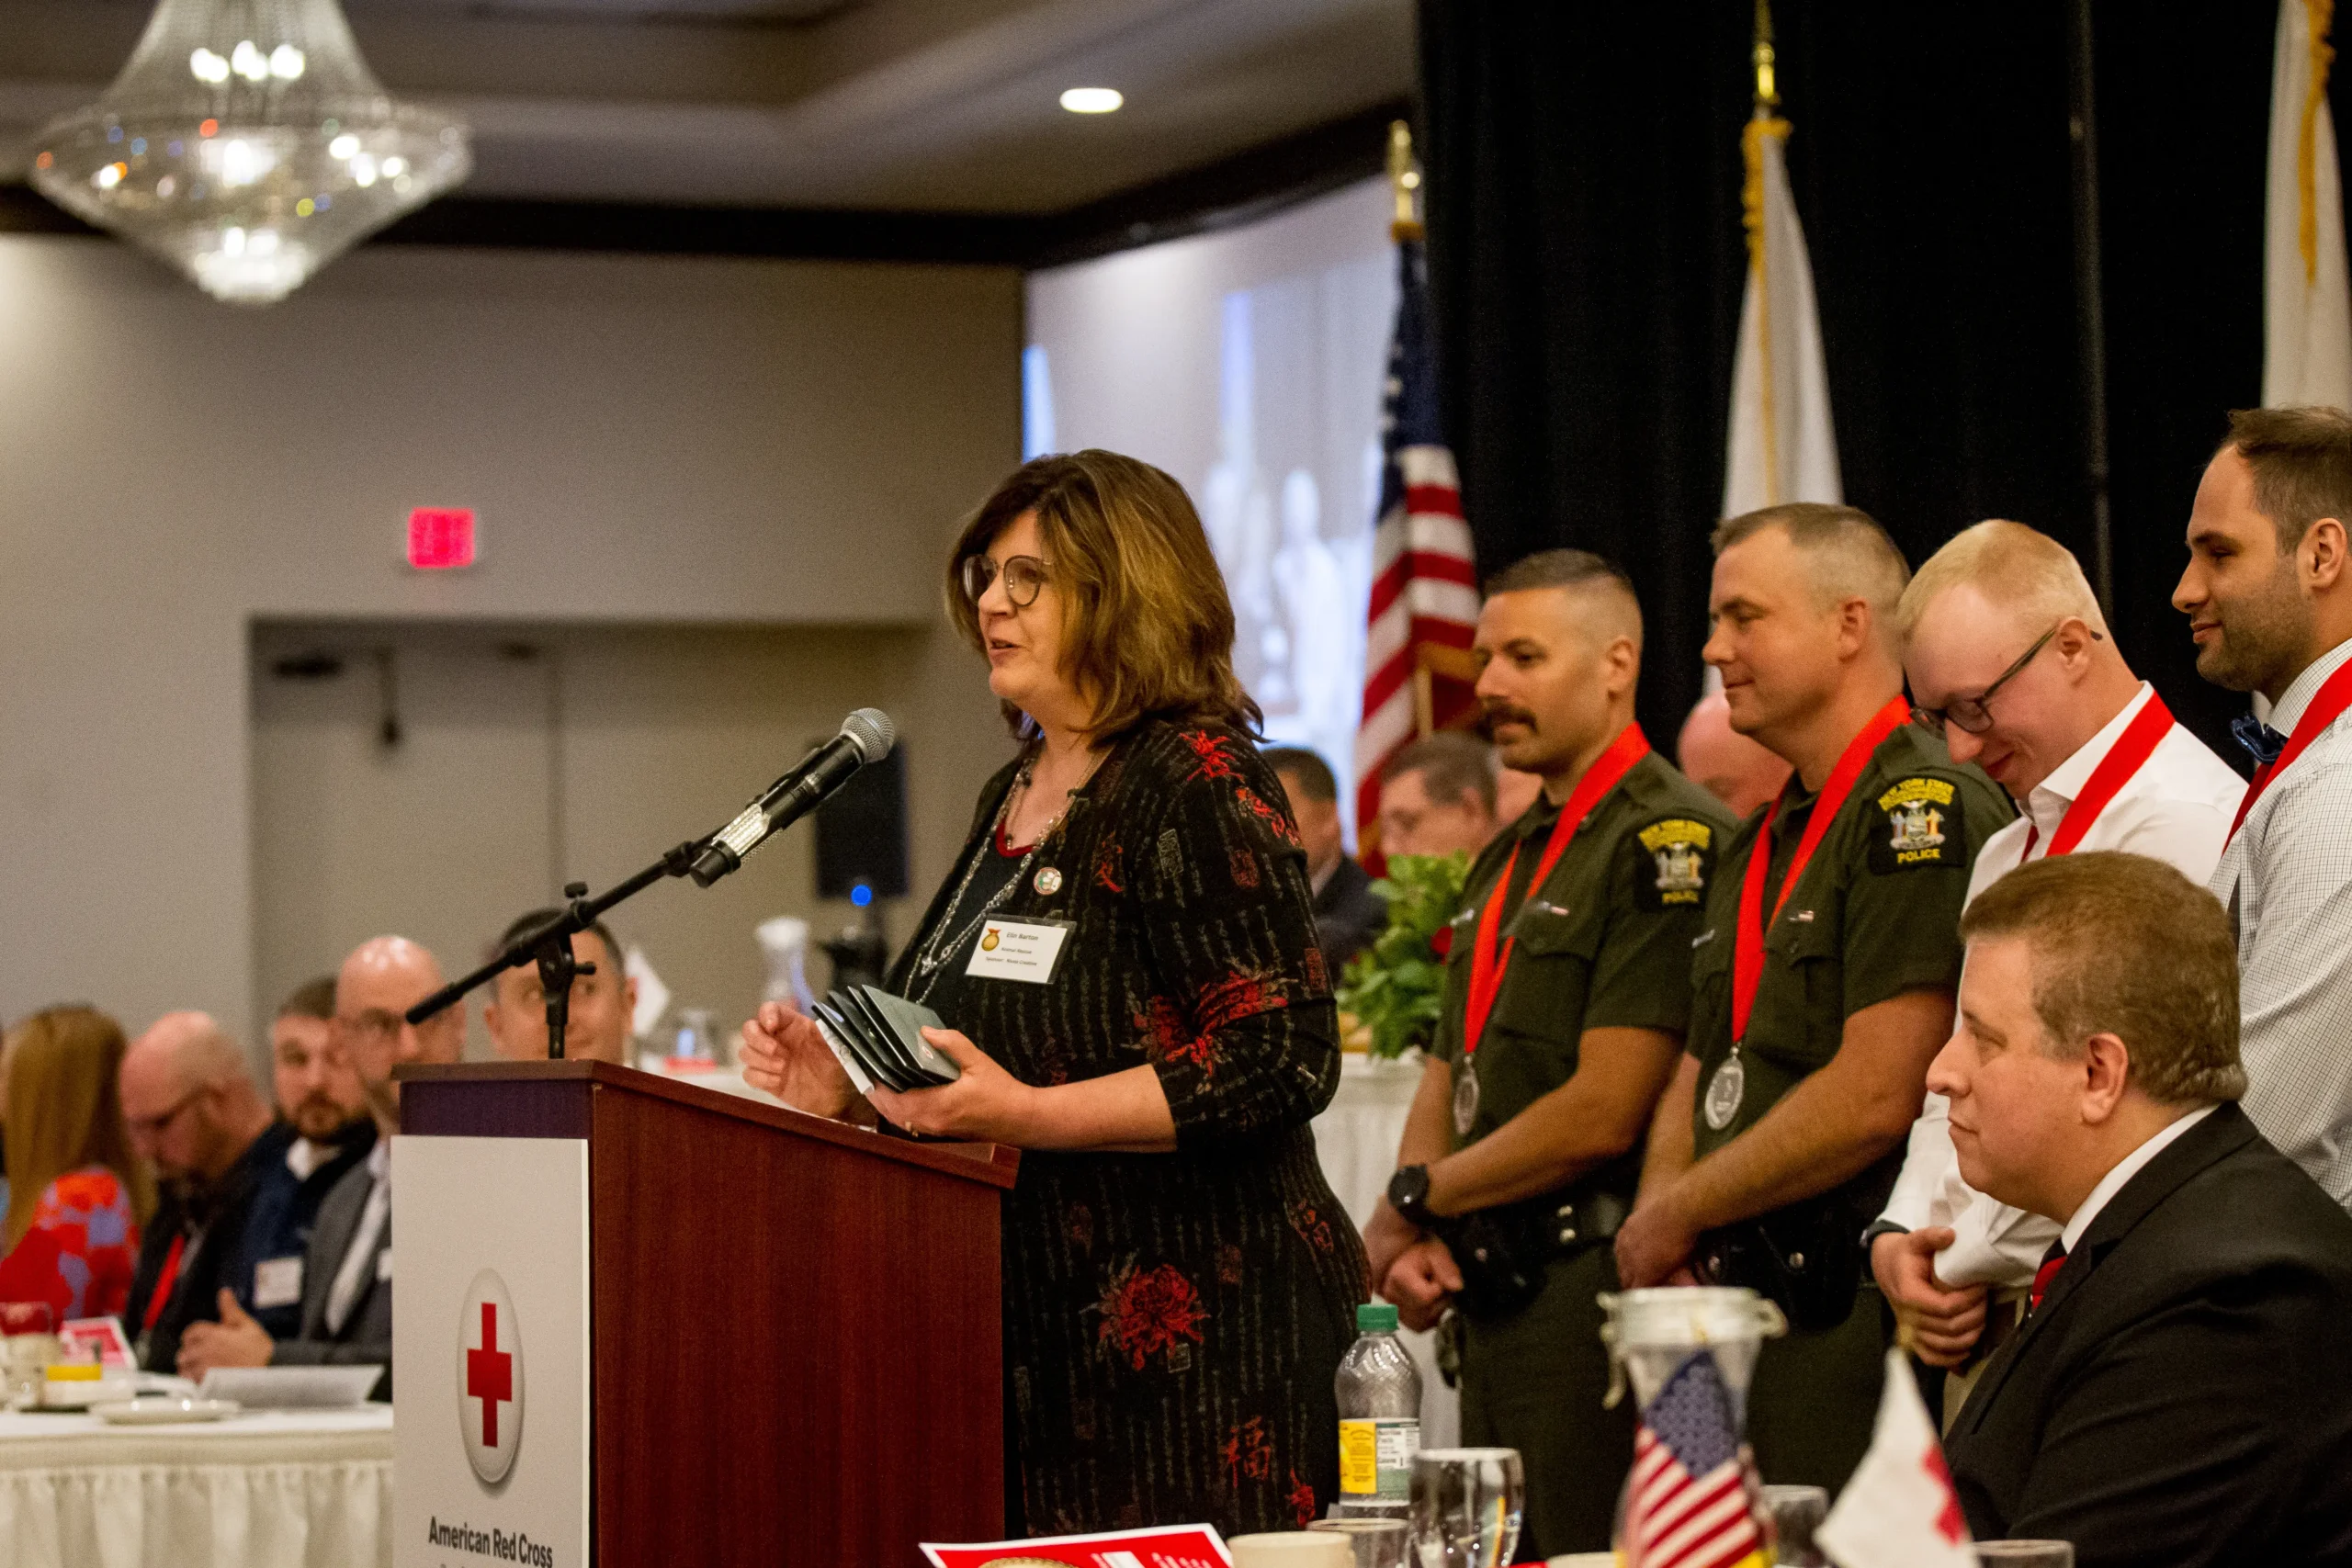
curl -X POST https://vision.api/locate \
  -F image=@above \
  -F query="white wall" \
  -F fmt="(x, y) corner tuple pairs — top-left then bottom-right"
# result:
(0, 235), (1022, 1045)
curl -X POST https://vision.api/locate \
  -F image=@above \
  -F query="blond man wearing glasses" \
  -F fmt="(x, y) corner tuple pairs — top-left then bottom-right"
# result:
(176, 936), (461, 1396)
(1869, 520), (2243, 1422)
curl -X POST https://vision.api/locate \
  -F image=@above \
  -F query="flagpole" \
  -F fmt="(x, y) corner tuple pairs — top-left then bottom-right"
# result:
(1387, 118), (1423, 243)
(2067, 0), (2115, 619)
(1746, 0), (1785, 506)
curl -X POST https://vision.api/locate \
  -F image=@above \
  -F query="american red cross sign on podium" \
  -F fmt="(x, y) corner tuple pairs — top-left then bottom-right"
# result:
(468, 1302), (514, 1447)
(398, 1058), (1017, 1566)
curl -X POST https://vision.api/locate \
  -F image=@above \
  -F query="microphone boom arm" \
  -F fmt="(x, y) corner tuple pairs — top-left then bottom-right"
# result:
(401, 707), (896, 1056)
(402, 837), (707, 1054)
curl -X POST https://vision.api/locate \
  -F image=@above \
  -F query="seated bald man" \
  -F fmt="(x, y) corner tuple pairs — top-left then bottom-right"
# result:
(178, 937), (464, 1396)
(119, 1012), (285, 1372)
(481, 908), (639, 1066)
(1938, 853), (2352, 1565)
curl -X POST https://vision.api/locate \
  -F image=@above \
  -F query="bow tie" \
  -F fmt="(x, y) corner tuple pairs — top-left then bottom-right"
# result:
(2233, 712), (2288, 766)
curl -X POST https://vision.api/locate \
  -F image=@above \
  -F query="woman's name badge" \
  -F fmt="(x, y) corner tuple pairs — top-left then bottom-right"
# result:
(965, 918), (1073, 983)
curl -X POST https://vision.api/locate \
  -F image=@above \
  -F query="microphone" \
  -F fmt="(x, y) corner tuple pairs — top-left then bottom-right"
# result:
(689, 708), (897, 887)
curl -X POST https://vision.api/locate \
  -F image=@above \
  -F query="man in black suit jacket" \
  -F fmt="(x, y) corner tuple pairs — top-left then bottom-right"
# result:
(177, 936), (463, 1400)
(1930, 852), (2352, 1568)
(1268, 746), (1387, 968)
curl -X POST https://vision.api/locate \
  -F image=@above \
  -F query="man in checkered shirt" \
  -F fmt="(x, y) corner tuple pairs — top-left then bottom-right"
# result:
(2175, 404), (2352, 1210)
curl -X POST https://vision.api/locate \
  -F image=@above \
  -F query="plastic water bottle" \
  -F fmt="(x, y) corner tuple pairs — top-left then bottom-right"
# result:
(1334, 1301), (1421, 1519)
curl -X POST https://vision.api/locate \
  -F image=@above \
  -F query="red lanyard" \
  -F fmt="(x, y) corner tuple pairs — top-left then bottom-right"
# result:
(1731, 696), (1910, 1043)
(141, 1233), (187, 1333)
(2228, 655), (2352, 842)
(2022, 689), (2175, 863)
(1461, 725), (1650, 1058)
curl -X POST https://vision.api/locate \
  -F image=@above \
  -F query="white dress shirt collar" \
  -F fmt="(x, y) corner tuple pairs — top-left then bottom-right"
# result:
(2061, 1103), (2218, 1252)
(2269, 637), (2352, 736)
(2020, 682), (2156, 836)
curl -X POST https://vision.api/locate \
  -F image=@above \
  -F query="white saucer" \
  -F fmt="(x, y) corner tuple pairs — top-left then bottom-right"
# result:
(90, 1396), (241, 1425)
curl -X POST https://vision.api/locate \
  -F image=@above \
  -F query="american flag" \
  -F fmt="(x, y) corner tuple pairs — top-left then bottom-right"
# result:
(1623, 1350), (1771, 1568)
(1354, 228), (1480, 868)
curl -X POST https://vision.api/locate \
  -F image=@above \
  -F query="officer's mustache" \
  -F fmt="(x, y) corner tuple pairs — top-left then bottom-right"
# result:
(1479, 703), (1539, 734)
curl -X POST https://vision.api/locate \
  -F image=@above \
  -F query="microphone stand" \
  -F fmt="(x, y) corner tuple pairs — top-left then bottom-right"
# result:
(404, 838), (708, 1057)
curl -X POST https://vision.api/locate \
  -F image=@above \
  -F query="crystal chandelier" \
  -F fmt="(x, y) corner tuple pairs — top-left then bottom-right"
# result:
(30, 0), (470, 305)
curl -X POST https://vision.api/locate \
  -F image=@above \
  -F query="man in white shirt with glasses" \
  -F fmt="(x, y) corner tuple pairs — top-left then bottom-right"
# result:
(1865, 519), (2243, 1415)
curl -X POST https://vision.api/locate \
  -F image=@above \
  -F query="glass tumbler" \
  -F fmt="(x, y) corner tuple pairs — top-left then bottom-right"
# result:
(1307, 1517), (1409, 1568)
(1407, 1447), (1523, 1568)
(1761, 1483), (1829, 1566)
(1973, 1545), (2075, 1568)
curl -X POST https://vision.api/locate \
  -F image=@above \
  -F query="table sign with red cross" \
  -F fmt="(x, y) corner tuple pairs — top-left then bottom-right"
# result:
(394, 1136), (588, 1568)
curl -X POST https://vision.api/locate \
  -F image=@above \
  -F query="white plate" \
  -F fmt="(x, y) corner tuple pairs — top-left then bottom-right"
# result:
(199, 1364), (381, 1408)
(90, 1396), (241, 1425)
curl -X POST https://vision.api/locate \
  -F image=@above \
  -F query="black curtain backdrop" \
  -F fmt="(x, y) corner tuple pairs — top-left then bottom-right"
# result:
(1417, 0), (2337, 764)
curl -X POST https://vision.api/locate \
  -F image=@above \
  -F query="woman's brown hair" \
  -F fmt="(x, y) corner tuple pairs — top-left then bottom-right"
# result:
(3, 1005), (154, 1248)
(945, 450), (1262, 740)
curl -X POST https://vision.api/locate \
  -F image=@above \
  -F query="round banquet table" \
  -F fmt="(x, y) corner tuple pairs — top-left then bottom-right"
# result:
(0, 1404), (393, 1568)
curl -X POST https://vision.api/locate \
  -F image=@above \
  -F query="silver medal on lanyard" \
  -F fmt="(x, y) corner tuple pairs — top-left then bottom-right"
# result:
(1703, 1047), (1746, 1131)
(1453, 1061), (1480, 1137)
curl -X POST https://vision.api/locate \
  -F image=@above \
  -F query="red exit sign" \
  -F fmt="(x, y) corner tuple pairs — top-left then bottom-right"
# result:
(408, 508), (477, 570)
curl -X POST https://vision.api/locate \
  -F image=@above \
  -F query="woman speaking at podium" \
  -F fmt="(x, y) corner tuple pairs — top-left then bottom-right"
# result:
(741, 450), (1366, 1537)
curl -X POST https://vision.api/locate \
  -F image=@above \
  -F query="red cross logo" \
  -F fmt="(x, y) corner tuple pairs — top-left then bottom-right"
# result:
(466, 1302), (513, 1448)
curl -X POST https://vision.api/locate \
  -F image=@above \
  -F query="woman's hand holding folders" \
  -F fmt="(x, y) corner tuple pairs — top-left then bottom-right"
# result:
(738, 999), (863, 1122)
(741, 1000), (1038, 1143)
(865, 1027), (1039, 1143)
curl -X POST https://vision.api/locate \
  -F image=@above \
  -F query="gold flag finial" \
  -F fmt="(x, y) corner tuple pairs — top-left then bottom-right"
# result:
(1387, 118), (1423, 242)
(1751, 0), (1781, 114)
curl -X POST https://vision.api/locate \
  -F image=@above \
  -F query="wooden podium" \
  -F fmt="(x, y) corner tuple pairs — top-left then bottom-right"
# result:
(399, 1060), (1018, 1567)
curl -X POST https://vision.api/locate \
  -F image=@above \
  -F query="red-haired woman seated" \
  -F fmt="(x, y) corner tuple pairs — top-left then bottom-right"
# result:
(0, 1006), (153, 1322)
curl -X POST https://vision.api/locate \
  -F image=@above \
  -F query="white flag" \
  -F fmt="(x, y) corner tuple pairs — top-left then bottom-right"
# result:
(2266, 0), (2352, 409)
(1816, 1348), (1976, 1568)
(1723, 115), (1842, 516)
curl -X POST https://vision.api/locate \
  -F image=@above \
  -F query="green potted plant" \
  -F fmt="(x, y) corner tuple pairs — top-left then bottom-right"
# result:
(1337, 851), (1471, 1060)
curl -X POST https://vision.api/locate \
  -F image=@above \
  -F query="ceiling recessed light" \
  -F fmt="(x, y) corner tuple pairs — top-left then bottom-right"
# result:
(1060, 87), (1124, 115)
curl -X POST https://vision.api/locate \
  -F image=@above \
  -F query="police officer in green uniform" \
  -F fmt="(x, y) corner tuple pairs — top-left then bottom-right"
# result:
(1616, 504), (2009, 1491)
(1365, 550), (1735, 1556)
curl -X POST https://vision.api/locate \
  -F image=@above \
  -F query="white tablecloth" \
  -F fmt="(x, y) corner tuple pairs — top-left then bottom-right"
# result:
(0, 1405), (393, 1568)
(1311, 1052), (1461, 1448)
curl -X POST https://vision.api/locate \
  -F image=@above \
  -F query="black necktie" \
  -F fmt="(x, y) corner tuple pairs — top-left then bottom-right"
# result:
(2233, 712), (2288, 766)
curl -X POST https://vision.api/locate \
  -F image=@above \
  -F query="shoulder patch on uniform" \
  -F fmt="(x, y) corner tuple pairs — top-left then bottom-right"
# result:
(1635, 815), (1716, 909)
(1869, 775), (1967, 873)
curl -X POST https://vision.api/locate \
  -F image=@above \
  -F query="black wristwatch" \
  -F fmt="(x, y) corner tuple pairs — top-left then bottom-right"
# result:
(1387, 1164), (1434, 1227)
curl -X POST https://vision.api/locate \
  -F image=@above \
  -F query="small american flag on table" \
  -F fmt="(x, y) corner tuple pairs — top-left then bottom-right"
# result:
(1622, 1349), (1770, 1568)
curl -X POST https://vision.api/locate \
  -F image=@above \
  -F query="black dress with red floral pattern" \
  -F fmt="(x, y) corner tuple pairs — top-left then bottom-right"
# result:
(890, 717), (1367, 1538)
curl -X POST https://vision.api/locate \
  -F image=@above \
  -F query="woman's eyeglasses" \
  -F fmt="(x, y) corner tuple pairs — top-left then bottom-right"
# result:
(1911, 622), (2099, 736)
(960, 554), (1050, 609)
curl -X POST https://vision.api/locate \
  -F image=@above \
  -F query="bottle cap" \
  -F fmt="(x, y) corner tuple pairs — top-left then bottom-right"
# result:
(1356, 1302), (1399, 1333)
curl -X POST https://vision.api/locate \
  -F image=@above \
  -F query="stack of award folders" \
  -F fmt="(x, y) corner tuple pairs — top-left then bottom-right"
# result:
(811, 985), (963, 1092)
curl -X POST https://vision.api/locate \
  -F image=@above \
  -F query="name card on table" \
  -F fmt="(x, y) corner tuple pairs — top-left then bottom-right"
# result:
(922, 1523), (1233, 1568)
